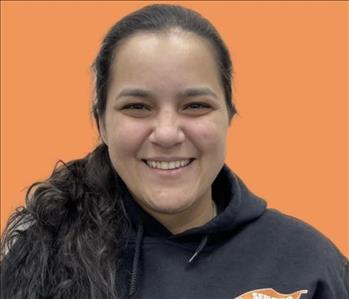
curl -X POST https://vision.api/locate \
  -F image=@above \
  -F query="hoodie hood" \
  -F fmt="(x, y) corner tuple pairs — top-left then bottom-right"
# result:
(122, 164), (267, 240)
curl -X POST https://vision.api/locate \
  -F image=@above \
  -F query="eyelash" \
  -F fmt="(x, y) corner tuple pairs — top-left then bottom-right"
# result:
(122, 102), (211, 110)
(184, 102), (211, 110)
(122, 103), (150, 110)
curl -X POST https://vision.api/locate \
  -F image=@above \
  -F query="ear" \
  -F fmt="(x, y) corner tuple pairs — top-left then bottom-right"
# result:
(98, 118), (108, 146)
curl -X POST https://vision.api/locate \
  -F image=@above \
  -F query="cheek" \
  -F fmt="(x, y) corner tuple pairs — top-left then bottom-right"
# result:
(106, 117), (148, 158)
(186, 117), (228, 153)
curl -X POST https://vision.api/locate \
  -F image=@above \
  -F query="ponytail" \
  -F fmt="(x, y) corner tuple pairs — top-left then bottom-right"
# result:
(1, 144), (128, 299)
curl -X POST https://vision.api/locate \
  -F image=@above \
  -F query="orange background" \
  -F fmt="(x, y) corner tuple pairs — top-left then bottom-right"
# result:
(1, 1), (348, 256)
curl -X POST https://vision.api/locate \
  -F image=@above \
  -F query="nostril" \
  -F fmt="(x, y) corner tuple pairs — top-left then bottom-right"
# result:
(148, 125), (185, 148)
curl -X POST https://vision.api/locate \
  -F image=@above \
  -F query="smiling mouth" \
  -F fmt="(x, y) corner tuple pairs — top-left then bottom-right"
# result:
(142, 159), (195, 170)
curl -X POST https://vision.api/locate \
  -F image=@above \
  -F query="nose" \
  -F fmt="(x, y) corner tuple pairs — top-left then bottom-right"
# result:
(148, 109), (185, 148)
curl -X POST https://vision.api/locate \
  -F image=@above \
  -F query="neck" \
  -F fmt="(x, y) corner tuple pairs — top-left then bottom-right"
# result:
(145, 191), (216, 235)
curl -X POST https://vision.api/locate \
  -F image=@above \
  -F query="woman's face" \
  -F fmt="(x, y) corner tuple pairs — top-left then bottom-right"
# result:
(100, 30), (229, 218)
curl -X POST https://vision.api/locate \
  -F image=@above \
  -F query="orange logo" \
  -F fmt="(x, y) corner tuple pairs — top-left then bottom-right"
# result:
(235, 288), (308, 299)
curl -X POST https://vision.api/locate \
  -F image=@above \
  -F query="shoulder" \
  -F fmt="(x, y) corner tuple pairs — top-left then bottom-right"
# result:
(257, 208), (348, 270)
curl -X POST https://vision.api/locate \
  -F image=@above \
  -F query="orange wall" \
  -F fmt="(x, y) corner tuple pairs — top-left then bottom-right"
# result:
(1, 1), (348, 256)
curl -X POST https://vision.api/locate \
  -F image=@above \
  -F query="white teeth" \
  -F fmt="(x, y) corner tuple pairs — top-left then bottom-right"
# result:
(145, 159), (191, 170)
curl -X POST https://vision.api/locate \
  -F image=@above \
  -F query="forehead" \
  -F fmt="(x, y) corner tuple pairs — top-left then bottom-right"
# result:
(113, 29), (218, 65)
(108, 30), (222, 93)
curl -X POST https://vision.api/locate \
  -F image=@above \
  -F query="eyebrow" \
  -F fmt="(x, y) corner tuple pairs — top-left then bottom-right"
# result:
(179, 87), (218, 99)
(115, 87), (218, 101)
(116, 88), (153, 100)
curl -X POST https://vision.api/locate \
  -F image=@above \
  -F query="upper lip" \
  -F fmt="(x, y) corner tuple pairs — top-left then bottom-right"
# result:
(142, 157), (195, 162)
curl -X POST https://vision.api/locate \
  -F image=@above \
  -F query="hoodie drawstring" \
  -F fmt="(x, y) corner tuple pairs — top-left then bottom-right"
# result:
(188, 235), (208, 264)
(128, 225), (208, 296)
(128, 222), (144, 297)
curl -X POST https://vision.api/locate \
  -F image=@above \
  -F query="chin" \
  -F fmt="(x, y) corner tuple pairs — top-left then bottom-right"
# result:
(146, 195), (193, 215)
(151, 205), (186, 215)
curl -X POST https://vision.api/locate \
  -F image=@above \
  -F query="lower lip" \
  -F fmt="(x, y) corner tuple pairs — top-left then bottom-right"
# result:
(142, 160), (195, 177)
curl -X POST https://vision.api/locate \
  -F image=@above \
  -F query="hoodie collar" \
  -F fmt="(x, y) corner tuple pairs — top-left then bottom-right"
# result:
(121, 164), (267, 240)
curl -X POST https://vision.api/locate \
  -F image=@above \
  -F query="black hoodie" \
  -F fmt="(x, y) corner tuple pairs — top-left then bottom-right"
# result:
(122, 165), (349, 299)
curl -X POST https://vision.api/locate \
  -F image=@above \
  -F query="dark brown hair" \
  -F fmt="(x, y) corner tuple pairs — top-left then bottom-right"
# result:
(1, 4), (235, 298)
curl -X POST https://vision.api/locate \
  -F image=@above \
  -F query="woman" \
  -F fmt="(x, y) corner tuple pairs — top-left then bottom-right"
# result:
(1, 4), (348, 299)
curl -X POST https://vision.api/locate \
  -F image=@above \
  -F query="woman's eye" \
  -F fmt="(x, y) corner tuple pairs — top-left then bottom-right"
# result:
(122, 103), (149, 110)
(120, 103), (152, 117)
(186, 103), (211, 109)
(183, 102), (212, 115)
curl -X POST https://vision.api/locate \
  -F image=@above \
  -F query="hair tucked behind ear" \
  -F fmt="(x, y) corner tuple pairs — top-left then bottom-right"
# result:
(1, 144), (128, 299)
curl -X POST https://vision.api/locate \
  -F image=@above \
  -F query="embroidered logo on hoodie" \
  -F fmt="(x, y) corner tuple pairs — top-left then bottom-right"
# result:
(235, 288), (308, 299)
